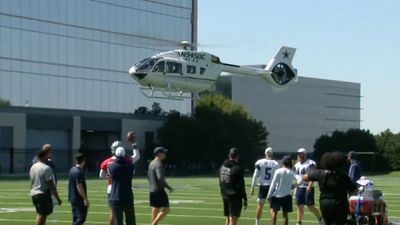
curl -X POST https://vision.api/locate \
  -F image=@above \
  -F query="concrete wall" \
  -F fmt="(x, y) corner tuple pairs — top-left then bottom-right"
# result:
(218, 75), (361, 153)
(121, 119), (164, 150)
(0, 112), (26, 171)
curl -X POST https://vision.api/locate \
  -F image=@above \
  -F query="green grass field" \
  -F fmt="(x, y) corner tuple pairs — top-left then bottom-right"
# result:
(0, 173), (399, 225)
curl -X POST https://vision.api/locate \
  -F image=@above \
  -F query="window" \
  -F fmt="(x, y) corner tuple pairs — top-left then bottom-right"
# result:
(187, 65), (196, 74)
(153, 61), (165, 73)
(166, 62), (182, 74)
(200, 67), (206, 75)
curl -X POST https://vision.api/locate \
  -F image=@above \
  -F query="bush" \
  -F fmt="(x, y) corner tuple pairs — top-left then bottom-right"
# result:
(313, 129), (383, 171)
(375, 129), (400, 171)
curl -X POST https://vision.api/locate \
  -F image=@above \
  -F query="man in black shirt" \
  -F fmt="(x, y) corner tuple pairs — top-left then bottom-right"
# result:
(219, 148), (248, 225)
(303, 151), (357, 225)
(108, 147), (136, 225)
(68, 153), (88, 225)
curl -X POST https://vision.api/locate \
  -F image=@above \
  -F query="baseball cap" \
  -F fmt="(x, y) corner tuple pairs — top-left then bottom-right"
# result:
(282, 155), (292, 164)
(265, 147), (273, 154)
(154, 147), (168, 155)
(347, 150), (356, 157)
(111, 141), (124, 154)
(297, 148), (307, 154)
(229, 147), (240, 157)
(115, 147), (126, 158)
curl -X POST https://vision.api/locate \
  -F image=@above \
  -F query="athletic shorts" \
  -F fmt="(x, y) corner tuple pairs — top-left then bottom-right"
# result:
(295, 187), (315, 206)
(150, 191), (169, 208)
(270, 195), (292, 213)
(32, 193), (53, 216)
(258, 185), (270, 200)
(223, 197), (242, 217)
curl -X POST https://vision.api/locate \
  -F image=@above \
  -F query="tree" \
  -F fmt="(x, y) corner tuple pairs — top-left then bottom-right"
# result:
(157, 94), (268, 172)
(150, 102), (164, 115)
(134, 102), (166, 115)
(134, 106), (150, 115)
(313, 129), (380, 171)
(0, 97), (11, 107)
(375, 129), (400, 170)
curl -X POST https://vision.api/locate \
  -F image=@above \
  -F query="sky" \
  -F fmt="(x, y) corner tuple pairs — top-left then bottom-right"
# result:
(198, 0), (400, 134)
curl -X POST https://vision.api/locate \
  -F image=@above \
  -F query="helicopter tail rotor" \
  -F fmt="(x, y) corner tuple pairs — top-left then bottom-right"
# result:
(263, 46), (297, 86)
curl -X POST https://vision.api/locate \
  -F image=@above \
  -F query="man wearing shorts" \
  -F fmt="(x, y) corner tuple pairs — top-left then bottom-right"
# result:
(99, 137), (140, 225)
(250, 147), (279, 225)
(219, 148), (247, 225)
(148, 147), (174, 225)
(30, 150), (62, 225)
(267, 155), (299, 225)
(294, 148), (323, 225)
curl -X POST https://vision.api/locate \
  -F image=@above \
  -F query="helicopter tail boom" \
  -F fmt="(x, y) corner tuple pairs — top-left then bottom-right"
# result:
(220, 46), (297, 88)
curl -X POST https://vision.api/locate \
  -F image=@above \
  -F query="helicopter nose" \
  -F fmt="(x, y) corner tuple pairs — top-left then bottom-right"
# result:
(129, 66), (136, 75)
(129, 66), (148, 80)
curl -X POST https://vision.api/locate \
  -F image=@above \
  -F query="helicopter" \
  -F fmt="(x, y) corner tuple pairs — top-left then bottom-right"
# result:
(128, 42), (297, 99)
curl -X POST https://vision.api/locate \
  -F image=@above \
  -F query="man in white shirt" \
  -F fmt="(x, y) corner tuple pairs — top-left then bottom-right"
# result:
(30, 150), (62, 225)
(250, 147), (279, 225)
(267, 155), (299, 225)
(294, 148), (323, 225)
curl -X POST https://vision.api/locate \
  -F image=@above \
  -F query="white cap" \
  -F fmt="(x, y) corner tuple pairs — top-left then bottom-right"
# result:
(297, 148), (306, 153)
(111, 141), (123, 154)
(265, 147), (273, 154)
(115, 147), (126, 158)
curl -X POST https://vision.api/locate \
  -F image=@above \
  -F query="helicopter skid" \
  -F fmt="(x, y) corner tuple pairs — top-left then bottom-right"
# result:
(139, 87), (196, 100)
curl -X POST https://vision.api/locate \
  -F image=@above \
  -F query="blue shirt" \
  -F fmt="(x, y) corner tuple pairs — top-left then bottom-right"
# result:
(68, 165), (86, 204)
(108, 158), (134, 204)
(348, 160), (361, 183)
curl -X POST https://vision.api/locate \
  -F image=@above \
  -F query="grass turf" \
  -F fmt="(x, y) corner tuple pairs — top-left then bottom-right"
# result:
(0, 173), (399, 225)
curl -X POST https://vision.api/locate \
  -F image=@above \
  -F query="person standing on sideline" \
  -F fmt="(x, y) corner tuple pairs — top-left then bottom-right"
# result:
(250, 147), (280, 225)
(294, 148), (323, 225)
(108, 147), (136, 225)
(347, 151), (362, 183)
(267, 155), (300, 225)
(68, 153), (89, 225)
(99, 132), (140, 225)
(32, 144), (57, 184)
(219, 148), (248, 225)
(303, 151), (357, 225)
(29, 150), (62, 225)
(148, 147), (174, 225)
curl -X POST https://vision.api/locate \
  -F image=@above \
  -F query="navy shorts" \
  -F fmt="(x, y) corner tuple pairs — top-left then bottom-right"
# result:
(150, 191), (170, 208)
(270, 195), (292, 212)
(258, 185), (270, 200)
(32, 193), (53, 216)
(295, 187), (315, 206)
(223, 197), (243, 217)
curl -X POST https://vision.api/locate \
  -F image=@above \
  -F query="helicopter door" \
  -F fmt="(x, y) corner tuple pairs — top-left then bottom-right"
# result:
(151, 61), (166, 86)
(166, 61), (183, 75)
(152, 61), (165, 74)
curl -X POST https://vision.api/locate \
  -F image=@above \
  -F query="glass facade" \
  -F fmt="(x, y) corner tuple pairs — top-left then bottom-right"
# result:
(0, 0), (193, 113)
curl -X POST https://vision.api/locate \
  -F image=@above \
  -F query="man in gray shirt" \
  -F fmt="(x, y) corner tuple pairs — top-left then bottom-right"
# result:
(148, 147), (174, 225)
(30, 150), (62, 225)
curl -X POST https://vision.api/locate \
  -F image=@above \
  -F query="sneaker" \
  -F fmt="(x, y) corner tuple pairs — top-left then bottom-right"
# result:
(318, 219), (325, 225)
(296, 223), (302, 225)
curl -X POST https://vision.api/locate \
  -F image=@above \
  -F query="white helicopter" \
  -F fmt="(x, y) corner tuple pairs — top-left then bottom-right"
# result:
(128, 42), (297, 99)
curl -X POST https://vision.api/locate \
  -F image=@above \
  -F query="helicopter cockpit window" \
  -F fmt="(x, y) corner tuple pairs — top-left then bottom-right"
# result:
(152, 61), (165, 73)
(187, 65), (196, 74)
(200, 67), (206, 75)
(166, 62), (182, 74)
(135, 58), (158, 73)
(211, 55), (221, 64)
